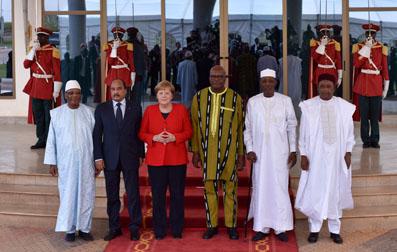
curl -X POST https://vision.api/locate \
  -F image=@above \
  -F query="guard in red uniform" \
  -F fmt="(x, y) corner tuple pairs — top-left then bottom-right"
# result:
(104, 27), (136, 101)
(352, 23), (389, 148)
(23, 27), (62, 149)
(308, 24), (342, 98)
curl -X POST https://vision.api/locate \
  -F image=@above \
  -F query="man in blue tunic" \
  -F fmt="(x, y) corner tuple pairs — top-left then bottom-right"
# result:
(177, 50), (198, 108)
(44, 80), (96, 242)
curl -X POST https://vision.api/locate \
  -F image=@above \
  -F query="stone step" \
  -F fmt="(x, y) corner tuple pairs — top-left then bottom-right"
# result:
(3, 172), (397, 188)
(292, 185), (397, 207)
(290, 173), (397, 188)
(295, 205), (397, 232)
(0, 185), (123, 208)
(0, 173), (114, 188)
(0, 203), (108, 218)
(295, 205), (397, 220)
(0, 202), (108, 230)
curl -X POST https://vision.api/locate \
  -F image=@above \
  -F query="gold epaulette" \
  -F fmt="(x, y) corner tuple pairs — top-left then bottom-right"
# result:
(52, 47), (60, 59)
(334, 41), (341, 52)
(310, 39), (318, 47)
(382, 45), (388, 56)
(102, 42), (110, 51)
(127, 42), (134, 51)
(352, 43), (359, 54)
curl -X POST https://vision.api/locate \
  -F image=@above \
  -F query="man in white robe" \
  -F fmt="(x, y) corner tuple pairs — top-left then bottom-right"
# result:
(295, 73), (355, 244)
(44, 80), (96, 242)
(244, 68), (297, 242)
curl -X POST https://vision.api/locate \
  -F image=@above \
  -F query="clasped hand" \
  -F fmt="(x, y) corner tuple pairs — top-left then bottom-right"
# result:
(153, 130), (176, 144)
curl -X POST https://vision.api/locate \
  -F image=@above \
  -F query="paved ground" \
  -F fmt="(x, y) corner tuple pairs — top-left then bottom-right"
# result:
(0, 221), (396, 252)
(295, 221), (397, 252)
(0, 224), (107, 252)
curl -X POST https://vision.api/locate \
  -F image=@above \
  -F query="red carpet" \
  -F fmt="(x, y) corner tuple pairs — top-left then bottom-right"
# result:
(105, 158), (299, 252)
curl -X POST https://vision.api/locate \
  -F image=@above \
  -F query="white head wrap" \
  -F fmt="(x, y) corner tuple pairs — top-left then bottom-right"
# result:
(260, 68), (276, 78)
(65, 80), (81, 92)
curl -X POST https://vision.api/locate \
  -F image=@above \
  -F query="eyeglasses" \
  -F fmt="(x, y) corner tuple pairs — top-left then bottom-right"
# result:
(210, 75), (225, 78)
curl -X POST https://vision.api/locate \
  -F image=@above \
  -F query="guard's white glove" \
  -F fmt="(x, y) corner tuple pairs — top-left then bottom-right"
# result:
(114, 39), (121, 48)
(358, 45), (371, 58)
(53, 81), (62, 100)
(337, 70), (343, 87)
(315, 37), (328, 55)
(33, 40), (40, 50)
(320, 36), (329, 46)
(383, 80), (390, 99)
(26, 40), (41, 60)
(365, 37), (374, 47)
(315, 44), (326, 55)
(130, 72), (136, 90)
(110, 39), (120, 58)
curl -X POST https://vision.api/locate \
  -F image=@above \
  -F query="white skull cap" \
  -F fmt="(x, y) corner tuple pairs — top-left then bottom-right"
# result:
(260, 68), (276, 78)
(65, 80), (81, 92)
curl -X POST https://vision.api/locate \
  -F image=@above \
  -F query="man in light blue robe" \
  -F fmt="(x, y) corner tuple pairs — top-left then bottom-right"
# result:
(44, 80), (96, 242)
(177, 50), (198, 108)
(278, 53), (303, 118)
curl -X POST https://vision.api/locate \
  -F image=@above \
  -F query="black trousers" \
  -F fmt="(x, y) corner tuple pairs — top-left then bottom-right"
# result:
(104, 159), (142, 233)
(359, 95), (382, 144)
(32, 98), (52, 145)
(148, 165), (187, 236)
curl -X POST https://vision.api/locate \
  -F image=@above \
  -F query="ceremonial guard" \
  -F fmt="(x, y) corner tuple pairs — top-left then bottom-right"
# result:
(104, 27), (136, 100)
(23, 27), (61, 149)
(352, 23), (389, 148)
(308, 24), (342, 98)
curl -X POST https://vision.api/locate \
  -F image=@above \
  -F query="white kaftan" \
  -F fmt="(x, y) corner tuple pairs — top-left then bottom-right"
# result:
(295, 96), (355, 222)
(244, 92), (297, 232)
(44, 104), (96, 232)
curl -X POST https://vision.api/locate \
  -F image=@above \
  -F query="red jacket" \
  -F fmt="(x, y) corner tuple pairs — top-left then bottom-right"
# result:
(139, 103), (192, 166)
(352, 41), (389, 97)
(23, 44), (61, 100)
(308, 38), (342, 98)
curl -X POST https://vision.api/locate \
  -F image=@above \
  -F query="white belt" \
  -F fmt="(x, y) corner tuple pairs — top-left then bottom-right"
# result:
(111, 64), (128, 69)
(32, 73), (53, 79)
(361, 69), (380, 75)
(318, 64), (335, 69)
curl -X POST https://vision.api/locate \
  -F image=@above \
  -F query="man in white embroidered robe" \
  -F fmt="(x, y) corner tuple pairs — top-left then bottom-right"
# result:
(295, 73), (355, 244)
(44, 80), (96, 242)
(245, 68), (297, 242)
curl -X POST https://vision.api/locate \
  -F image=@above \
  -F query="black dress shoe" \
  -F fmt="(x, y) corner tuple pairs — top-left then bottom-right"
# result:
(78, 231), (94, 241)
(155, 234), (165, 240)
(172, 233), (182, 239)
(363, 142), (371, 148)
(202, 227), (218, 239)
(330, 233), (343, 244)
(252, 232), (269, 241)
(130, 231), (140, 241)
(104, 229), (122, 241)
(65, 233), (76, 242)
(227, 228), (239, 240)
(30, 143), (46, 149)
(307, 232), (319, 243)
(371, 142), (380, 149)
(276, 232), (288, 242)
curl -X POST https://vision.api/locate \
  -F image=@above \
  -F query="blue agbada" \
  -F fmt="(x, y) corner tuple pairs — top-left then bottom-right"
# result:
(177, 59), (198, 108)
(44, 104), (96, 233)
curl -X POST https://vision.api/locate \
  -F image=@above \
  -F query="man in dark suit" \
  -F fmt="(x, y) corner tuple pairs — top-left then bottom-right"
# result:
(73, 44), (92, 104)
(93, 79), (144, 241)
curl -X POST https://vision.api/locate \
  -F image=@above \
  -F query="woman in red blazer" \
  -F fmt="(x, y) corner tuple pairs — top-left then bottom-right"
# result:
(139, 80), (192, 240)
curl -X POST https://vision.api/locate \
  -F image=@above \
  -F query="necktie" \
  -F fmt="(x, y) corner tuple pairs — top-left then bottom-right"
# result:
(116, 102), (123, 127)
